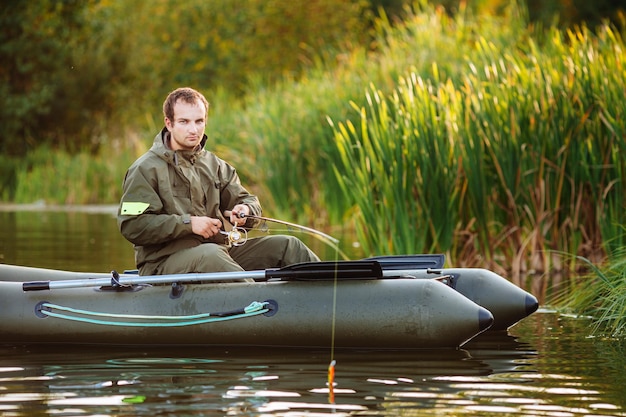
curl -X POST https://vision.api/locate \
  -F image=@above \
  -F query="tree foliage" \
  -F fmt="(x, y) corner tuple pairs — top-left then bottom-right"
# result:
(0, 0), (623, 159)
(0, 0), (371, 157)
(0, 0), (95, 155)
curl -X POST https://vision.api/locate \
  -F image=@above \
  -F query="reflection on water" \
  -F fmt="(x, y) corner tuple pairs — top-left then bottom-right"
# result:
(1, 209), (626, 416)
(0, 208), (136, 272)
(0, 208), (355, 272)
(1, 312), (625, 416)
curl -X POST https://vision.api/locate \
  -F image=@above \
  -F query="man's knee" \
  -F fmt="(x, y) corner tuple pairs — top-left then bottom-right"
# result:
(158, 244), (244, 274)
(194, 244), (244, 272)
(280, 235), (320, 263)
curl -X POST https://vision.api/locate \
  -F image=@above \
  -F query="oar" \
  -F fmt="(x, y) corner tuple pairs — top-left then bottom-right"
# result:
(22, 260), (383, 292)
(118, 254), (446, 276)
(364, 254), (445, 270)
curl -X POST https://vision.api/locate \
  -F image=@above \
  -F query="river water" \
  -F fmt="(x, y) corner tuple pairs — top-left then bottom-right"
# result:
(1, 208), (625, 416)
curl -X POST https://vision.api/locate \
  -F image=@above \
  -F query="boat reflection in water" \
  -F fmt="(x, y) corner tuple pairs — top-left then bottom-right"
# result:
(2, 312), (625, 416)
(0, 332), (531, 416)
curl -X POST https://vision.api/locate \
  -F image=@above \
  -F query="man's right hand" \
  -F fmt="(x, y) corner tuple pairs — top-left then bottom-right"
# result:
(190, 216), (223, 239)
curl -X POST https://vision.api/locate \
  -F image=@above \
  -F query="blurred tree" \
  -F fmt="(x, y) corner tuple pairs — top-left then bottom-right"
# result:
(1, 0), (622, 160)
(0, 0), (95, 156)
(142, 0), (372, 95)
(527, 0), (625, 28)
(0, 0), (372, 156)
(432, 0), (625, 27)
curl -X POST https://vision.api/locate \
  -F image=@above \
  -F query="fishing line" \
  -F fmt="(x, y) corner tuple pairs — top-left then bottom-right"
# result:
(328, 245), (339, 404)
(229, 211), (341, 403)
(246, 227), (350, 260)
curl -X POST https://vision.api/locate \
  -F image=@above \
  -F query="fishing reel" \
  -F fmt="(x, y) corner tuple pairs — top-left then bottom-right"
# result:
(220, 226), (248, 247)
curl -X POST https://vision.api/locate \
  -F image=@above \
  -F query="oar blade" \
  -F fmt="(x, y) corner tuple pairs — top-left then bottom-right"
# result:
(266, 260), (383, 281)
(363, 254), (445, 270)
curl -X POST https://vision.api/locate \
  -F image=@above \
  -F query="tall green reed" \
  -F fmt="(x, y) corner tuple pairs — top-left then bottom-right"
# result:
(331, 73), (462, 256)
(205, 1), (516, 226)
(329, 3), (625, 282)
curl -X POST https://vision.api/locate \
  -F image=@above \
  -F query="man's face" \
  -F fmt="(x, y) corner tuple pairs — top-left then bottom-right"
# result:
(165, 99), (207, 151)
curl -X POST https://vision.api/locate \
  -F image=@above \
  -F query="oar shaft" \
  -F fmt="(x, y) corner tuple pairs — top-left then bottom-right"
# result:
(23, 270), (268, 291)
(21, 257), (441, 292)
(22, 260), (383, 291)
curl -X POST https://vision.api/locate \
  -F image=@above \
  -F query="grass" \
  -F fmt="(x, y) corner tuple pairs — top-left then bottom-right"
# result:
(10, 145), (140, 206)
(558, 251), (626, 337)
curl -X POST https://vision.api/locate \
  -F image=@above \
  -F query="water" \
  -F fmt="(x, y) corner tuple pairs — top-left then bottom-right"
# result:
(0, 206), (353, 272)
(1, 313), (625, 416)
(1, 208), (625, 416)
(0, 206), (136, 273)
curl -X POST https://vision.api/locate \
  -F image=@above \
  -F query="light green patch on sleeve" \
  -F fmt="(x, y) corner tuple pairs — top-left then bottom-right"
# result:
(120, 202), (150, 215)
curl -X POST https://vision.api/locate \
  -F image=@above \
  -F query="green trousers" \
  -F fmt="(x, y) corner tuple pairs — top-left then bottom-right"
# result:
(143, 235), (320, 277)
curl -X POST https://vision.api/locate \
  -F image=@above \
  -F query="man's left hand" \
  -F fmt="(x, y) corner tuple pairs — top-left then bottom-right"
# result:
(230, 204), (250, 226)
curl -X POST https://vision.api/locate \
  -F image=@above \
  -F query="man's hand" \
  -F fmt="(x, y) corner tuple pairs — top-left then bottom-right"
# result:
(230, 204), (250, 226)
(190, 216), (223, 239)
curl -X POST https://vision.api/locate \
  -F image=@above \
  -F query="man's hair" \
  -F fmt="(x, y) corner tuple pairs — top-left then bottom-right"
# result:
(163, 87), (209, 121)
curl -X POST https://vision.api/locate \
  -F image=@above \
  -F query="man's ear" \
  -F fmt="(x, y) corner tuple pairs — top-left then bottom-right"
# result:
(164, 117), (173, 131)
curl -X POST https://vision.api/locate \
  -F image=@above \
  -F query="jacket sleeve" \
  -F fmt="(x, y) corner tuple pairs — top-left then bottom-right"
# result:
(217, 159), (262, 226)
(117, 163), (193, 246)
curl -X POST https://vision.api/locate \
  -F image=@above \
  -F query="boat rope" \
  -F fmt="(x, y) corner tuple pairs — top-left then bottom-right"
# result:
(35, 301), (271, 327)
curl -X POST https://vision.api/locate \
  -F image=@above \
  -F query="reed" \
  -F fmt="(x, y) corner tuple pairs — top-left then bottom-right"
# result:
(331, 75), (462, 256)
(330, 3), (625, 283)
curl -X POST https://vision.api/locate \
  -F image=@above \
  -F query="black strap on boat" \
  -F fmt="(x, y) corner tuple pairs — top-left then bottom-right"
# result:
(101, 270), (138, 291)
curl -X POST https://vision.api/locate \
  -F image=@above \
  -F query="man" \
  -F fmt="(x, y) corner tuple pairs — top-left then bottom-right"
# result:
(118, 87), (320, 276)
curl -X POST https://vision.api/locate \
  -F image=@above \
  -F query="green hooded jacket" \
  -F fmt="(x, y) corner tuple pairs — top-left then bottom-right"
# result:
(117, 128), (261, 270)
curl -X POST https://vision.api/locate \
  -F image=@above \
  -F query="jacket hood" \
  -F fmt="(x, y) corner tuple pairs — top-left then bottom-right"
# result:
(151, 127), (208, 164)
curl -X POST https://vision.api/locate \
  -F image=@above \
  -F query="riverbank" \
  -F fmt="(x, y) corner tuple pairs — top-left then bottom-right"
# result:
(0, 203), (118, 214)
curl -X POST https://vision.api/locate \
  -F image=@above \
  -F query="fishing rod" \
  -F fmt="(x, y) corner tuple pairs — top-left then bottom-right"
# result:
(223, 210), (340, 247)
